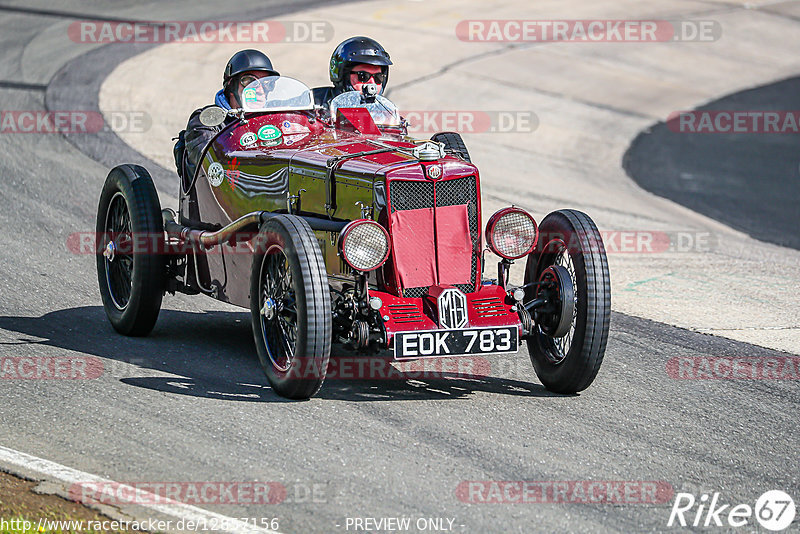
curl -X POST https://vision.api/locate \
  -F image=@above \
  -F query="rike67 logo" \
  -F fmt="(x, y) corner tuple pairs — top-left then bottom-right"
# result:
(668, 490), (796, 531)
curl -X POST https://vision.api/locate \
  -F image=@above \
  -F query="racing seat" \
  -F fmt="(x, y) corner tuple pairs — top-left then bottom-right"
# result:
(312, 86), (333, 108)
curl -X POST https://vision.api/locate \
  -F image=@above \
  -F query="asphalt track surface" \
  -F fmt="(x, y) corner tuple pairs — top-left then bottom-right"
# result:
(0, 2), (798, 533)
(624, 76), (800, 251)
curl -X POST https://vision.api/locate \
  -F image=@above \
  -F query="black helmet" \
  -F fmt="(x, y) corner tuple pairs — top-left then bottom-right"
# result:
(223, 49), (279, 89)
(329, 37), (392, 95)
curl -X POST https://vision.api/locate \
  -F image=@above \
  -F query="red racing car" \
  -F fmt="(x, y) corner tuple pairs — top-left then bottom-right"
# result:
(95, 76), (611, 399)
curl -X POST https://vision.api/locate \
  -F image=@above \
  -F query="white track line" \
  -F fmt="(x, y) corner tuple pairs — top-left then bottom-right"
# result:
(0, 445), (282, 534)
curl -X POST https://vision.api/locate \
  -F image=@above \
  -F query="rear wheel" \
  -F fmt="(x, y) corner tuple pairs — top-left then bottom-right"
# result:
(431, 131), (471, 163)
(524, 209), (610, 393)
(250, 215), (332, 399)
(96, 164), (165, 336)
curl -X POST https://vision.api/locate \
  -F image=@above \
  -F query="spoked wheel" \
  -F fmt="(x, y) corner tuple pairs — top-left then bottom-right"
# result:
(524, 209), (610, 393)
(250, 215), (332, 399)
(259, 245), (298, 373)
(96, 164), (165, 336)
(104, 193), (133, 310)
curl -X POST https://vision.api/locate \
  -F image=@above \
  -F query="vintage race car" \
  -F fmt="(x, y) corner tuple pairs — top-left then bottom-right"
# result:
(95, 76), (611, 399)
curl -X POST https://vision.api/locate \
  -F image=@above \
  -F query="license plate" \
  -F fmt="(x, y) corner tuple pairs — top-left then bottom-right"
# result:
(394, 326), (519, 360)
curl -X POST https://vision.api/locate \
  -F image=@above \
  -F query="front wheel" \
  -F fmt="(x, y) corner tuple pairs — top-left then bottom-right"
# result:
(96, 164), (165, 336)
(250, 215), (332, 399)
(431, 131), (471, 163)
(524, 209), (610, 393)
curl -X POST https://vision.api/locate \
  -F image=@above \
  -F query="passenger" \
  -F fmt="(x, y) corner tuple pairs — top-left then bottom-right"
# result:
(174, 49), (279, 181)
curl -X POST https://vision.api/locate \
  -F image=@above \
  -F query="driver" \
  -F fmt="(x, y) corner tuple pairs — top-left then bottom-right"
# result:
(174, 49), (279, 181)
(312, 36), (392, 108)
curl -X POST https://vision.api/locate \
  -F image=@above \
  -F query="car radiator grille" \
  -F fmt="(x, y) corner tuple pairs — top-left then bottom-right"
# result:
(389, 176), (479, 298)
(387, 303), (424, 324)
(471, 296), (507, 318)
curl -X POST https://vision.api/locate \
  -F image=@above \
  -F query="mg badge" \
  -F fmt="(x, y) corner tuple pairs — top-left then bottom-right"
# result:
(438, 288), (468, 329)
(426, 164), (442, 179)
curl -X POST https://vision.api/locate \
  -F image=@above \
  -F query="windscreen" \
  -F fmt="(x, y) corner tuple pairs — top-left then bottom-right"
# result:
(328, 91), (401, 127)
(240, 76), (314, 112)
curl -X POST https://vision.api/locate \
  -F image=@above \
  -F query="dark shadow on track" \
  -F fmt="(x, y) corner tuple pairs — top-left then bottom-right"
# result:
(0, 306), (564, 402)
(623, 75), (800, 250)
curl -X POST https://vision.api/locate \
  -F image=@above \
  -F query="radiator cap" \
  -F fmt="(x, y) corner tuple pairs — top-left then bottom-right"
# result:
(414, 141), (445, 161)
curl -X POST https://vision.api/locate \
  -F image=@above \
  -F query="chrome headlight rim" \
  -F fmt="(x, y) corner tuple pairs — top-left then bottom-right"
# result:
(485, 207), (539, 260)
(339, 219), (391, 272)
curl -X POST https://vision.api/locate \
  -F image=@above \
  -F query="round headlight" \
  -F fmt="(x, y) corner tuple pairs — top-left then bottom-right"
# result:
(485, 207), (538, 259)
(339, 220), (391, 272)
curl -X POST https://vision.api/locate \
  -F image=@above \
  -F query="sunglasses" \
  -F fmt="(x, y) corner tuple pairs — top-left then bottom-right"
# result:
(351, 71), (386, 84)
(239, 74), (264, 87)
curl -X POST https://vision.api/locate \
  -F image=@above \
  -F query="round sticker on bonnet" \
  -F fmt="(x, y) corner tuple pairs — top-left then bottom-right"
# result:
(239, 132), (257, 146)
(207, 162), (224, 187)
(260, 138), (283, 148)
(257, 125), (282, 141)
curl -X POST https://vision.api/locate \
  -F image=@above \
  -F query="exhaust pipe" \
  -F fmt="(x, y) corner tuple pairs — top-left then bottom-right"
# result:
(162, 209), (262, 249)
(162, 209), (350, 249)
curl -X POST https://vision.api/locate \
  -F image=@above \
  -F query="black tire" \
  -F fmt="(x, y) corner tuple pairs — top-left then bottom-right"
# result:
(250, 215), (332, 399)
(96, 164), (165, 336)
(431, 131), (471, 163)
(524, 209), (610, 393)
